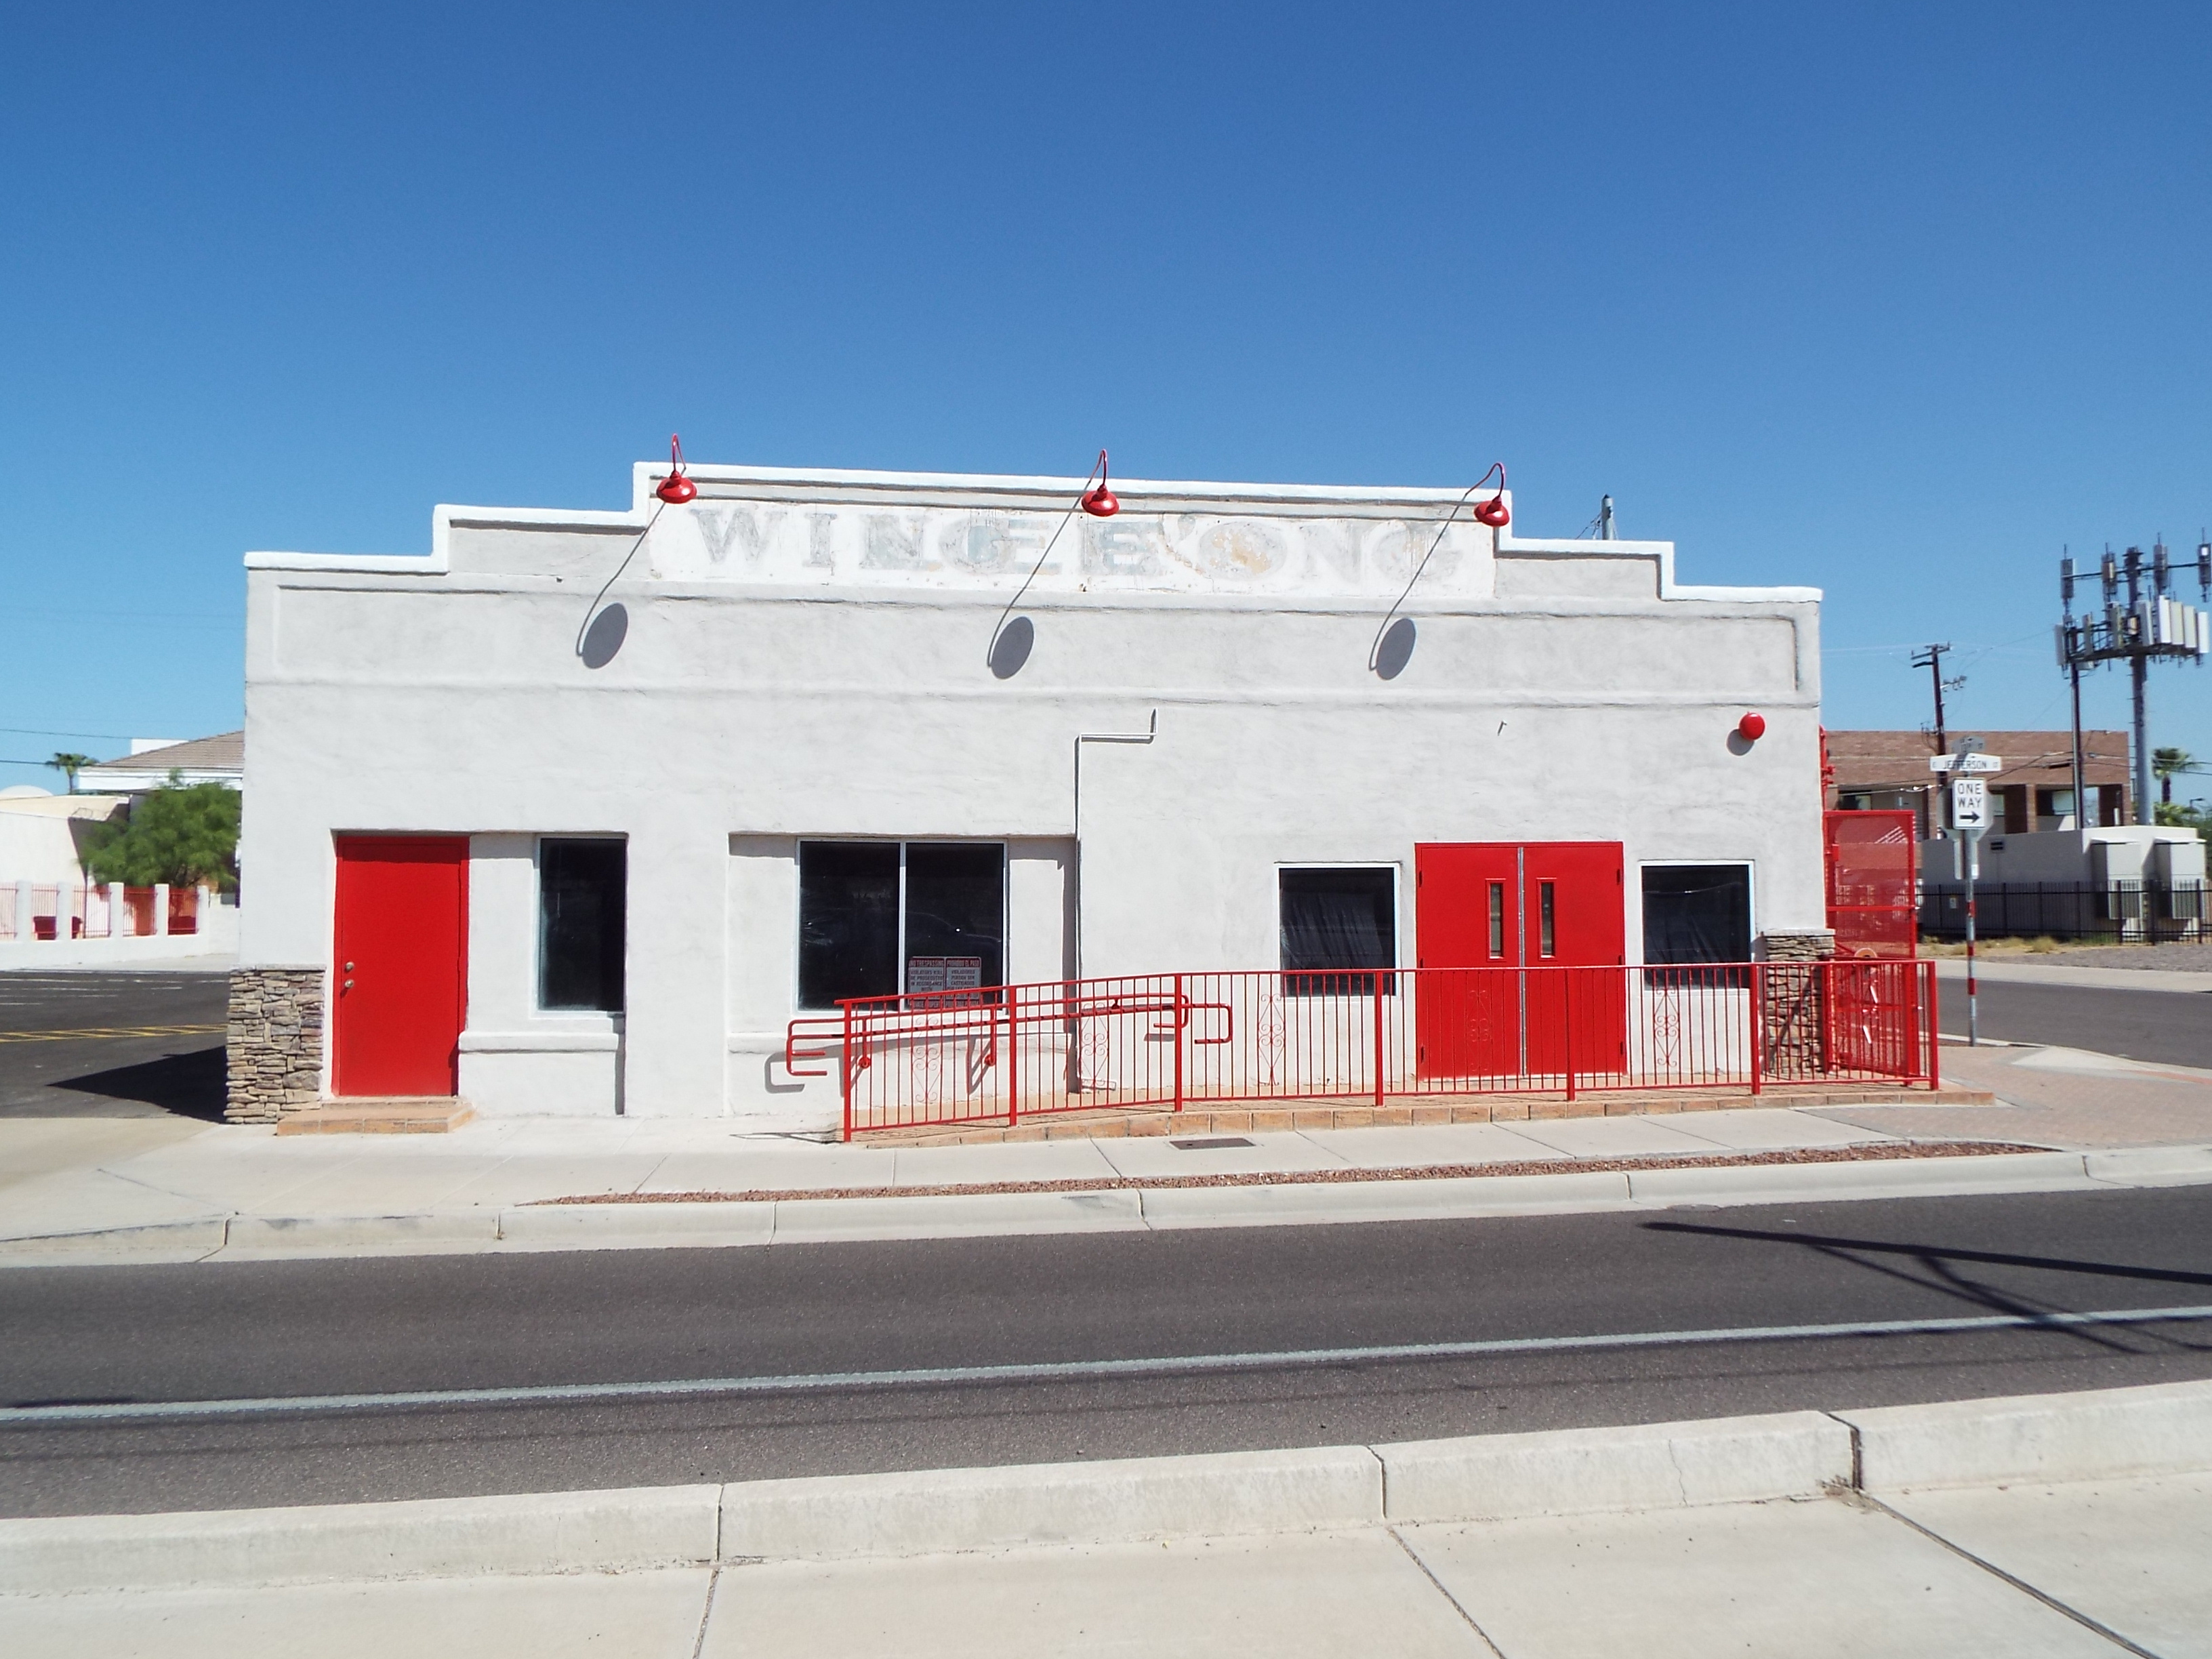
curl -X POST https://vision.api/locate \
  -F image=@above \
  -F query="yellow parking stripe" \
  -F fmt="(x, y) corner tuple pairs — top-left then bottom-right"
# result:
(0, 1025), (224, 1043)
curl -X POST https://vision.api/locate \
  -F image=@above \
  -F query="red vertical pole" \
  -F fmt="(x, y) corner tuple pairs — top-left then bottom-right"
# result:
(840, 1002), (855, 1142)
(1563, 970), (1576, 1103)
(1006, 984), (1020, 1126)
(1172, 975), (1185, 1113)
(1372, 971), (1387, 1109)
(1753, 962), (1766, 1093)
(1925, 960), (1941, 1090)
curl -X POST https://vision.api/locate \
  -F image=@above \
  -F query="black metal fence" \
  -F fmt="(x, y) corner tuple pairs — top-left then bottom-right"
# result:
(1919, 882), (2208, 944)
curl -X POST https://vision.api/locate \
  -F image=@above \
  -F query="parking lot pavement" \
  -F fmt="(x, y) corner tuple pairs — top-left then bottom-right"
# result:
(9, 1475), (2206, 1658)
(0, 972), (228, 1119)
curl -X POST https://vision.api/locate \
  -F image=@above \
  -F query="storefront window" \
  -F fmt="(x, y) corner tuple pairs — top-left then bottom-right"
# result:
(798, 841), (1004, 1008)
(539, 838), (626, 1011)
(1279, 867), (1396, 996)
(1641, 864), (1751, 977)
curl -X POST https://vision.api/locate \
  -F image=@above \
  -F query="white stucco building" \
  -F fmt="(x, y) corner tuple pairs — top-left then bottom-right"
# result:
(228, 457), (1828, 1129)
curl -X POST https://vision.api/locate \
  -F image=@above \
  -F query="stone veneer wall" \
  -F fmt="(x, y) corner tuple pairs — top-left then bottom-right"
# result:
(226, 966), (325, 1124)
(1755, 931), (1837, 1079)
(1756, 930), (1838, 962)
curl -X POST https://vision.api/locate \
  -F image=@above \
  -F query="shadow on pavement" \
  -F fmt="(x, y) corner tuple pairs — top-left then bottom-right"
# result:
(48, 1045), (228, 1124)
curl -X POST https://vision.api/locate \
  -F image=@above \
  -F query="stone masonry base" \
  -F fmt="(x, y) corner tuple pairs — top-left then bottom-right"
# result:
(225, 966), (325, 1124)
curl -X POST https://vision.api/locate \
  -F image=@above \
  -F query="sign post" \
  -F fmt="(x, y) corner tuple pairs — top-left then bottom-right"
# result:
(1950, 774), (1990, 1046)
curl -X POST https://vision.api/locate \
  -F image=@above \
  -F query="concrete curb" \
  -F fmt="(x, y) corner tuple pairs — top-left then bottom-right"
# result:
(719, 1446), (1381, 1561)
(1624, 1149), (2100, 1207)
(2083, 1145), (2212, 1186)
(1376, 1411), (1852, 1523)
(0, 1484), (719, 1597)
(1136, 1170), (1636, 1229)
(1838, 1378), (2212, 1492)
(3, 1382), (2207, 1591)
(0, 1218), (228, 1261)
(4, 1145), (2209, 1267)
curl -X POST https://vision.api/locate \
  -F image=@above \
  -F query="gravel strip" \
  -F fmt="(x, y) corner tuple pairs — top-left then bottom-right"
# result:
(537, 1139), (2047, 1206)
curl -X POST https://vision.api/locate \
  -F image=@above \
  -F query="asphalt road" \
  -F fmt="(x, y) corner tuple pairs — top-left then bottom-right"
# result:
(3, 1184), (2210, 1517)
(0, 972), (228, 1118)
(1936, 975), (2212, 1069)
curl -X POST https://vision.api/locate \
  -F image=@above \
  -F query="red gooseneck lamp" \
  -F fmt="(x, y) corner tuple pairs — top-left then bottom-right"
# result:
(1471, 461), (1511, 528)
(1080, 450), (1120, 517)
(654, 434), (697, 505)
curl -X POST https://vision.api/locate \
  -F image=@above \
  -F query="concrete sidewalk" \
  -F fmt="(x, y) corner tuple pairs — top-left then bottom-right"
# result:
(6, 1381), (2209, 1656)
(2, 1037), (2207, 1266)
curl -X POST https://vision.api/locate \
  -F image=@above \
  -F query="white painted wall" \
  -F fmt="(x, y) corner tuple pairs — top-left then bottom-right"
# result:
(1923, 825), (2207, 886)
(240, 462), (1824, 1128)
(0, 792), (126, 887)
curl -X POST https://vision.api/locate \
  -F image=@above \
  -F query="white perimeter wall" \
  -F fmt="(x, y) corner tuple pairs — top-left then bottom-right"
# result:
(238, 466), (1824, 1129)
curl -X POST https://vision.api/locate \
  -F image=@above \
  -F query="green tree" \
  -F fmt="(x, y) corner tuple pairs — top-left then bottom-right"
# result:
(2153, 746), (2200, 805)
(82, 776), (241, 891)
(45, 752), (95, 792)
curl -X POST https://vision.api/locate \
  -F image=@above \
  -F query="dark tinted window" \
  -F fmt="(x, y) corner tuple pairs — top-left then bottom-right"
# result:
(539, 838), (626, 1011)
(1641, 865), (1751, 966)
(799, 842), (900, 1008)
(903, 842), (1004, 1002)
(1279, 867), (1396, 995)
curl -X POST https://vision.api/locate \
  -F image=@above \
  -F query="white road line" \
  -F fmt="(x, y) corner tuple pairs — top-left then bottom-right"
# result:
(7, 1303), (2211, 1427)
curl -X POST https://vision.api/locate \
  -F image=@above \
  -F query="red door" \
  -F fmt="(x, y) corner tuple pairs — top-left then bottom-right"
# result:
(1416, 842), (1625, 1082)
(1414, 844), (1521, 1078)
(333, 836), (470, 1097)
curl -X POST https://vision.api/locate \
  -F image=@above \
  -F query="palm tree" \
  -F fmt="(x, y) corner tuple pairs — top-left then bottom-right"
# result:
(46, 752), (96, 793)
(2153, 747), (2201, 805)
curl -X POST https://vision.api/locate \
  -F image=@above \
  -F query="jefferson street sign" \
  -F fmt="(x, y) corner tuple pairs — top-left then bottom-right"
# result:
(1929, 754), (2003, 774)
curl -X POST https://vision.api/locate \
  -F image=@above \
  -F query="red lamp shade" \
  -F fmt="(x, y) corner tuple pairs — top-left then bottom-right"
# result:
(1469, 461), (1510, 528)
(1080, 449), (1120, 517)
(654, 434), (697, 505)
(1737, 712), (1767, 741)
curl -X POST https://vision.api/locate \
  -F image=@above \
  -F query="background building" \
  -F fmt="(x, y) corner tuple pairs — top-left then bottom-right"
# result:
(1826, 729), (2131, 838)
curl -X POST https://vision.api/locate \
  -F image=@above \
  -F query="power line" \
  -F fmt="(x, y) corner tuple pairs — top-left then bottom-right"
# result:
(0, 726), (139, 741)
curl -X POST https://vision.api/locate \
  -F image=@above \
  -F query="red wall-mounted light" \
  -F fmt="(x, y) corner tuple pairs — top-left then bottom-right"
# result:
(1738, 712), (1767, 741)
(1081, 449), (1120, 517)
(1471, 461), (1511, 528)
(654, 434), (697, 505)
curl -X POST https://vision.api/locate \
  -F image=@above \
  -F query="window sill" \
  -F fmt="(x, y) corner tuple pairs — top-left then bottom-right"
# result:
(460, 1029), (621, 1054)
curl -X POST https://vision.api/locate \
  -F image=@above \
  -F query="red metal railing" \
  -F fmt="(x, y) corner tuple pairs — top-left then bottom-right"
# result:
(785, 960), (1941, 1140)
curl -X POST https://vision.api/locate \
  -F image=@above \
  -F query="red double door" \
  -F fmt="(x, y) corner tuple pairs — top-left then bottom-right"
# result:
(1414, 842), (1625, 1081)
(332, 836), (470, 1097)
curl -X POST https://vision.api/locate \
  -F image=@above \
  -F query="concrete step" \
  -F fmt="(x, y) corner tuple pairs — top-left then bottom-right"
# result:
(275, 1099), (476, 1136)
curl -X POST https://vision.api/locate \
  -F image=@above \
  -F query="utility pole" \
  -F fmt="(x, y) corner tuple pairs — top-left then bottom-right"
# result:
(1598, 495), (1615, 540)
(2127, 548), (2150, 821)
(1911, 643), (1954, 756)
(2060, 552), (2087, 827)
(2057, 541), (2209, 830)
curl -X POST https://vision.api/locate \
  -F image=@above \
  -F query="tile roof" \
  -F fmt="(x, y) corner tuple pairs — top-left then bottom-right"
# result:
(85, 731), (244, 773)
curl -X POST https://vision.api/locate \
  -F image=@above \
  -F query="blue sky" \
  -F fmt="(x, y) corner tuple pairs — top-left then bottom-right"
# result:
(3, 3), (2207, 800)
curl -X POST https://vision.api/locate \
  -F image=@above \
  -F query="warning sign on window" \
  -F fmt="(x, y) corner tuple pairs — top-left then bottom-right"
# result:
(907, 957), (983, 995)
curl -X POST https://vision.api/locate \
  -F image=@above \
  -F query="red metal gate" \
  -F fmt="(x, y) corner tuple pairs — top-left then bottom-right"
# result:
(1825, 810), (1919, 959)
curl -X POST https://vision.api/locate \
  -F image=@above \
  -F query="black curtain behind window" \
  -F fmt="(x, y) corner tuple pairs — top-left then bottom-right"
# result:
(904, 843), (1005, 1000)
(798, 841), (900, 1008)
(1641, 865), (1751, 975)
(1279, 868), (1395, 995)
(539, 838), (626, 1012)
